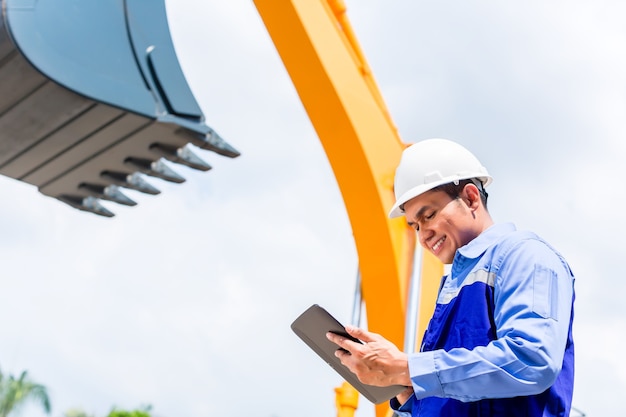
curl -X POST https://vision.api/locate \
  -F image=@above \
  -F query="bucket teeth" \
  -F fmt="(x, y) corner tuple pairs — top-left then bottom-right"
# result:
(100, 171), (160, 195)
(183, 128), (240, 158)
(57, 195), (114, 218)
(150, 143), (212, 171)
(124, 157), (185, 183)
(78, 183), (136, 206)
(204, 128), (241, 157)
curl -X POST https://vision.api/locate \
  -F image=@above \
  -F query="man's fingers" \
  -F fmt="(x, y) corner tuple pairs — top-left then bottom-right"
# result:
(326, 331), (362, 355)
(334, 348), (350, 359)
(326, 326), (381, 352)
(345, 325), (378, 343)
(327, 331), (352, 345)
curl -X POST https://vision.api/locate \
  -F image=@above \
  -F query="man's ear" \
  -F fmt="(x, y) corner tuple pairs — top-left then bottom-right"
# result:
(462, 183), (481, 209)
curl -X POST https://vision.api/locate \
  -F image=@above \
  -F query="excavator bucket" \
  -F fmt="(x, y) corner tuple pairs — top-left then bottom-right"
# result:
(0, 0), (239, 217)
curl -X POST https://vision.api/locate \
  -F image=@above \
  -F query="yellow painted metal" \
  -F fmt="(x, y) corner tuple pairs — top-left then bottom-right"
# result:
(325, 0), (397, 133)
(335, 382), (359, 417)
(254, 0), (409, 355)
(253, 1), (443, 416)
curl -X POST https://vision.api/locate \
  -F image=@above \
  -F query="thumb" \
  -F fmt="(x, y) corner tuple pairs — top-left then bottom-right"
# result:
(345, 325), (378, 343)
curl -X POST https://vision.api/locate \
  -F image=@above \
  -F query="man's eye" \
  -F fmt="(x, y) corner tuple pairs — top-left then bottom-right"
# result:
(425, 212), (436, 220)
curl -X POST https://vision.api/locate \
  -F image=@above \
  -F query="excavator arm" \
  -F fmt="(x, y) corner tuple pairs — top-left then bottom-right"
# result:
(253, 1), (442, 416)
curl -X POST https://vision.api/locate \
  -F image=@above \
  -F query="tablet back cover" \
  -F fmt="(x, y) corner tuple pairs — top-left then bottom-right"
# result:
(291, 304), (406, 404)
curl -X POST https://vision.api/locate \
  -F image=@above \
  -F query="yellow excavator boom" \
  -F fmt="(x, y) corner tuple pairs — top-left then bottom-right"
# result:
(253, 1), (442, 416)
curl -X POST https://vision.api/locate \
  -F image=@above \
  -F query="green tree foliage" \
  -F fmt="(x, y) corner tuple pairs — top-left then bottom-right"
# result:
(64, 408), (95, 417)
(63, 404), (152, 417)
(106, 406), (151, 417)
(0, 369), (51, 417)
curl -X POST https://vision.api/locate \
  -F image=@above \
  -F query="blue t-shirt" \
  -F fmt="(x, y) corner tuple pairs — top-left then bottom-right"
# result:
(392, 223), (575, 417)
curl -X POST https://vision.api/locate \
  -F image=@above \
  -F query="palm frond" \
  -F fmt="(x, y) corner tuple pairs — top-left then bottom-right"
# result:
(0, 369), (51, 416)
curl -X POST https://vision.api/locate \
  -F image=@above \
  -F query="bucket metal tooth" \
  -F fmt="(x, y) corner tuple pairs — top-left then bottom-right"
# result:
(57, 195), (114, 218)
(150, 143), (212, 171)
(124, 157), (185, 183)
(78, 183), (136, 206)
(183, 128), (240, 158)
(100, 171), (160, 195)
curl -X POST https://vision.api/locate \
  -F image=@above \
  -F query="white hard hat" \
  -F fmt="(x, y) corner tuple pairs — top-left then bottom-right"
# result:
(388, 138), (492, 218)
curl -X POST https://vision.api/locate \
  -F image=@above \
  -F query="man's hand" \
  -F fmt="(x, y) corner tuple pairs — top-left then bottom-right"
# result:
(396, 386), (414, 405)
(326, 325), (411, 387)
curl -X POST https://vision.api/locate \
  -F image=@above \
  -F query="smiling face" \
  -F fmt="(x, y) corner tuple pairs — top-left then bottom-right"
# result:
(403, 183), (492, 264)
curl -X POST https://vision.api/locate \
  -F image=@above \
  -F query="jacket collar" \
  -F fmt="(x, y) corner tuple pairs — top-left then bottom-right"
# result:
(457, 223), (516, 260)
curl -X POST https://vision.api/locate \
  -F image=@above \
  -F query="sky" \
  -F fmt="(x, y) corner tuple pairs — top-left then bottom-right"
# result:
(0, 1), (625, 417)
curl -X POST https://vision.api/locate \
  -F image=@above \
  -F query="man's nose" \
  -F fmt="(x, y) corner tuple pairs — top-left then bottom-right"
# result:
(418, 227), (433, 247)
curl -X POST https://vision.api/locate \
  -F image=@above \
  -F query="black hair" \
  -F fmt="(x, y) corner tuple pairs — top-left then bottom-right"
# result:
(432, 178), (489, 209)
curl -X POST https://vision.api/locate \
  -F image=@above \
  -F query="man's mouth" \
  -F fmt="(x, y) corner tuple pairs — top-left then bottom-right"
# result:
(432, 236), (446, 253)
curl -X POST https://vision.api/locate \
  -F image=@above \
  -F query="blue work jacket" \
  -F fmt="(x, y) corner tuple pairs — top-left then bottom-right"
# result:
(392, 223), (575, 417)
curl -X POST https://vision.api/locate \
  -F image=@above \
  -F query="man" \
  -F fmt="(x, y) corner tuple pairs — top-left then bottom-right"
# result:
(326, 138), (575, 416)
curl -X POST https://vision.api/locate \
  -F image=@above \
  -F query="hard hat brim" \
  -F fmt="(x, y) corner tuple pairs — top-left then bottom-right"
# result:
(388, 175), (492, 218)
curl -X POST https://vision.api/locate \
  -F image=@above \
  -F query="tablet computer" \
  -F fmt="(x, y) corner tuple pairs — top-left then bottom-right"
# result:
(291, 304), (406, 404)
